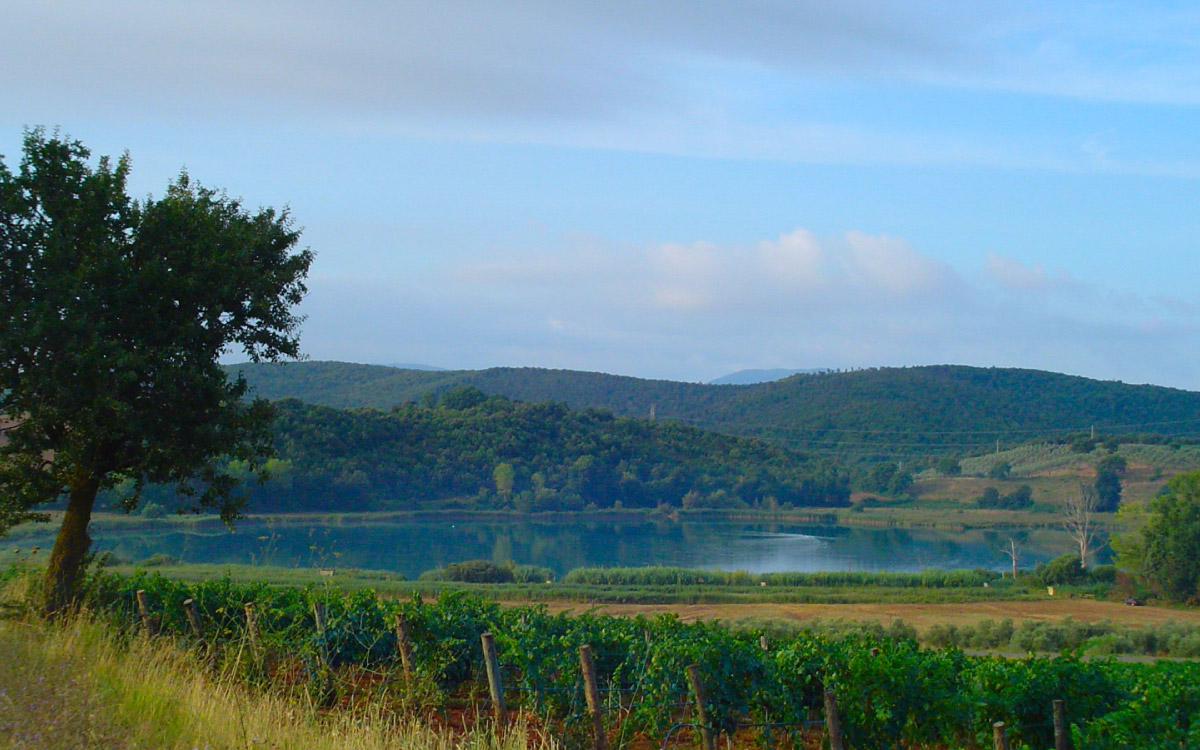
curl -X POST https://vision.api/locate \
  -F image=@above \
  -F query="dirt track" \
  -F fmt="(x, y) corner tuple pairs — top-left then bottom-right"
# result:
(538, 599), (1200, 631)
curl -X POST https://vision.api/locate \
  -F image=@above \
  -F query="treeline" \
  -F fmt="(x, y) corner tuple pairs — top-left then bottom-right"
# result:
(207, 388), (849, 513)
(230, 362), (1200, 462)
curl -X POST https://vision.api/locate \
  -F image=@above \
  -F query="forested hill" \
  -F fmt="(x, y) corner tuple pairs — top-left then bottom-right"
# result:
(227, 361), (728, 419)
(237, 394), (848, 512)
(229, 362), (1200, 458)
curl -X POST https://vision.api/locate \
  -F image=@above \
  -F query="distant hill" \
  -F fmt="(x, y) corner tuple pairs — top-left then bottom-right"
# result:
(228, 362), (1200, 460)
(384, 362), (444, 371)
(709, 368), (825, 385)
(229, 361), (728, 419)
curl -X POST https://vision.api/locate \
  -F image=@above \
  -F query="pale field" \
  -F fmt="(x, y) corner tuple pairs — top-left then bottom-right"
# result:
(538, 599), (1200, 631)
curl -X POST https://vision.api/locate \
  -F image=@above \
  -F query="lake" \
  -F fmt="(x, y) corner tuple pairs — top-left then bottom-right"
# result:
(2, 515), (1109, 578)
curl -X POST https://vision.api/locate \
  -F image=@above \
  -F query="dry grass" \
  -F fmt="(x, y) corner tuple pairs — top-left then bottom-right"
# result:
(0, 615), (555, 750)
(538, 598), (1200, 632)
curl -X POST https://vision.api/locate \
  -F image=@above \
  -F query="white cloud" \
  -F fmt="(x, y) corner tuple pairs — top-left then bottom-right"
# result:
(843, 231), (954, 296)
(983, 253), (1061, 290)
(757, 229), (825, 289)
(295, 226), (1200, 388)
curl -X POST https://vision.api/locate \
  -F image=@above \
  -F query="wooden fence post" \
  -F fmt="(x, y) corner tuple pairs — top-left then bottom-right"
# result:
(1053, 699), (1069, 750)
(313, 601), (330, 665)
(992, 721), (1010, 750)
(686, 664), (715, 750)
(243, 602), (259, 649)
(183, 598), (204, 641)
(823, 689), (845, 750)
(394, 613), (414, 683)
(481, 632), (506, 723)
(135, 589), (158, 636)
(579, 645), (609, 750)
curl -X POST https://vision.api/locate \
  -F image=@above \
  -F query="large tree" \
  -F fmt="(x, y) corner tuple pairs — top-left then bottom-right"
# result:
(0, 129), (312, 612)
(1116, 470), (1200, 601)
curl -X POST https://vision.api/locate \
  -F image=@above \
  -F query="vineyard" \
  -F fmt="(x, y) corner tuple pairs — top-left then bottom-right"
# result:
(29, 569), (1196, 750)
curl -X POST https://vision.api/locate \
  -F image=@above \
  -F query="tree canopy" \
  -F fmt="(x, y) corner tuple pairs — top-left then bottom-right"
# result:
(0, 129), (312, 610)
(1117, 470), (1200, 601)
(196, 391), (850, 513)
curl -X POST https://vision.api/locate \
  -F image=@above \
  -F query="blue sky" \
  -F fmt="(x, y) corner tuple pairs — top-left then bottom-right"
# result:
(3, 1), (1200, 387)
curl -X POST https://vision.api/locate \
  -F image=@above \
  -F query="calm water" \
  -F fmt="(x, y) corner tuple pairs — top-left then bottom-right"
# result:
(3, 516), (1108, 578)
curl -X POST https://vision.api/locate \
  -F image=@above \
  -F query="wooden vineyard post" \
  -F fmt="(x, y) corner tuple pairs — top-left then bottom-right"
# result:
(992, 721), (1010, 750)
(182, 597), (213, 667)
(135, 590), (158, 636)
(579, 645), (609, 750)
(183, 598), (204, 641)
(759, 635), (769, 651)
(394, 613), (414, 683)
(823, 690), (845, 750)
(243, 602), (260, 650)
(1053, 700), (1069, 750)
(312, 601), (331, 668)
(481, 632), (506, 723)
(686, 664), (715, 750)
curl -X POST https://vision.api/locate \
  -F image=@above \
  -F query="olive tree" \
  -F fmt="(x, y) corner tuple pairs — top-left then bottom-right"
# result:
(0, 129), (313, 612)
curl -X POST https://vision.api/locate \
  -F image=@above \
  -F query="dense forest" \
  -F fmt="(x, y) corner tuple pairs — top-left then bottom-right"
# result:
(230, 362), (1200, 460)
(158, 389), (849, 513)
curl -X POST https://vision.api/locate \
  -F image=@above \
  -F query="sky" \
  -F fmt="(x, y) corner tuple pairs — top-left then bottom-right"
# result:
(4, 1), (1200, 388)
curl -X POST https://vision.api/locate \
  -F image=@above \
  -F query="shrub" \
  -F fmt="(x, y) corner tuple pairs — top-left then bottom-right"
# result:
(441, 560), (515, 583)
(136, 553), (179, 567)
(1036, 554), (1086, 585)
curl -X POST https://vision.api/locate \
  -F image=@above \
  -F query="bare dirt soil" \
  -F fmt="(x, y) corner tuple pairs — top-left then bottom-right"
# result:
(538, 599), (1200, 631)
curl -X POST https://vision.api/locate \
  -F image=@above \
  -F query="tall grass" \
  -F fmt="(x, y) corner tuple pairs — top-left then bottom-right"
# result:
(0, 613), (555, 750)
(561, 565), (1001, 588)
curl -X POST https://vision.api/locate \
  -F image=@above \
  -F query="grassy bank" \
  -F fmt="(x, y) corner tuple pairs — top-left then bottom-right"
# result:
(89, 560), (1055, 605)
(0, 612), (552, 750)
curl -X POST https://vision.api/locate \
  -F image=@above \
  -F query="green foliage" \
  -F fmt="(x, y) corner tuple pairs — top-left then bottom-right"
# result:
(1118, 470), (1200, 601)
(67, 570), (1200, 747)
(561, 566), (1000, 588)
(441, 560), (516, 584)
(0, 130), (311, 608)
(230, 362), (1200, 463)
(198, 396), (851, 512)
(977, 484), (1033, 509)
(934, 456), (962, 476)
(1036, 554), (1087, 585)
(1094, 454), (1126, 512)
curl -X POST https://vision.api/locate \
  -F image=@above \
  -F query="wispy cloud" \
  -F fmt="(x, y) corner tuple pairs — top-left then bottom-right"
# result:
(297, 227), (1200, 389)
(10, 1), (1200, 176)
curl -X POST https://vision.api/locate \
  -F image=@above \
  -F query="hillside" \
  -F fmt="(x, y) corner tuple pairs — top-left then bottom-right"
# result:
(173, 391), (849, 513)
(229, 362), (1200, 460)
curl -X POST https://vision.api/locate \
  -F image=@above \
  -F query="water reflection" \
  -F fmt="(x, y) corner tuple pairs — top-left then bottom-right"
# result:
(3, 517), (1110, 579)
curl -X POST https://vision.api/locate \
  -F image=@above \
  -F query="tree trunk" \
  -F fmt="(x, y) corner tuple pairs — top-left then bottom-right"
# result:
(43, 474), (100, 616)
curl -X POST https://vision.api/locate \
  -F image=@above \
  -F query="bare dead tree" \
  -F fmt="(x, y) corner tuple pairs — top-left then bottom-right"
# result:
(1001, 536), (1024, 580)
(1063, 481), (1100, 567)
